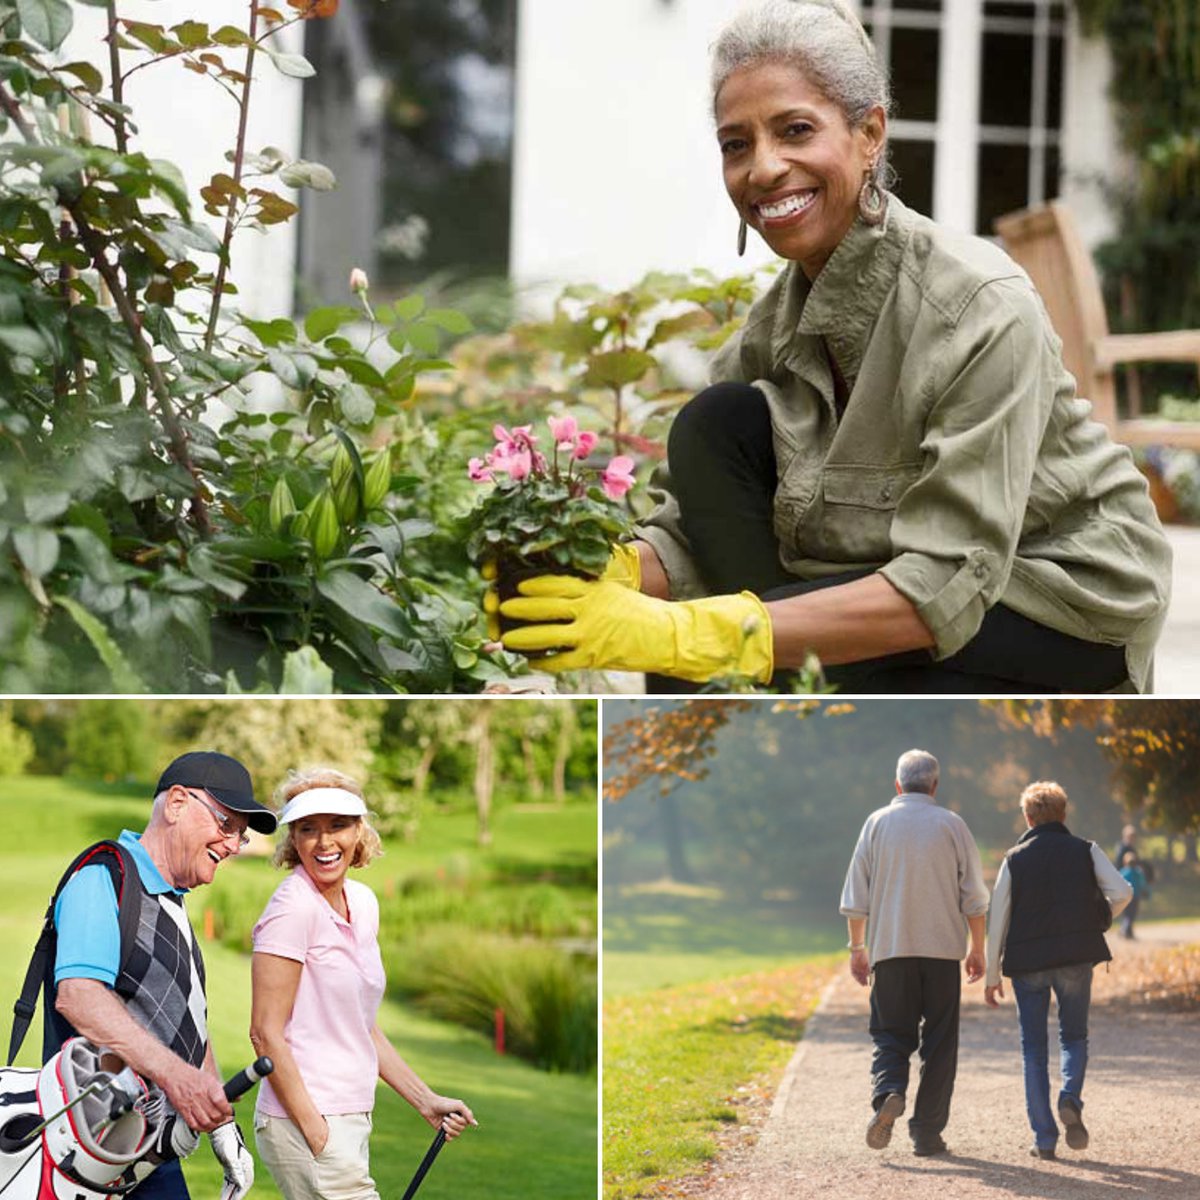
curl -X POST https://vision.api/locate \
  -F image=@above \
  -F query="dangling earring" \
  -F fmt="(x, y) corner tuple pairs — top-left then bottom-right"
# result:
(858, 164), (886, 227)
(737, 217), (747, 257)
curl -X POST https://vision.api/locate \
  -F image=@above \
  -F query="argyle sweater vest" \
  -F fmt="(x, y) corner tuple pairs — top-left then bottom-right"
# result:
(112, 882), (209, 1069)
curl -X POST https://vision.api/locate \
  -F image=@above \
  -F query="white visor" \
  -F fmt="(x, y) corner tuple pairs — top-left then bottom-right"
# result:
(279, 786), (367, 824)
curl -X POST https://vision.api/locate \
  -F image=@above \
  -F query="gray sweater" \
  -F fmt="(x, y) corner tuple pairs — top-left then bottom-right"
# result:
(839, 792), (989, 967)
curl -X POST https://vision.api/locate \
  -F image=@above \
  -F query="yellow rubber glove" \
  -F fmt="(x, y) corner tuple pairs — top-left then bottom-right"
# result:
(499, 576), (774, 683)
(481, 543), (642, 641)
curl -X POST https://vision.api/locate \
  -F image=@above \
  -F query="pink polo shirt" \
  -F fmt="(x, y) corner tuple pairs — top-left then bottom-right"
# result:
(252, 865), (387, 1117)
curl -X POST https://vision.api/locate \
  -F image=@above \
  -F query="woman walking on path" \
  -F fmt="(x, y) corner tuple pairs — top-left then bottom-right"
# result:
(249, 768), (475, 1200)
(1117, 850), (1151, 939)
(984, 781), (1131, 1160)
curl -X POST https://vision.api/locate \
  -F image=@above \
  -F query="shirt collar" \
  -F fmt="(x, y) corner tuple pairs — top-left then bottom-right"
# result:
(293, 863), (352, 925)
(118, 829), (186, 896)
(892, 791), (937, 806)
(769, 193), (913, 386)
(1018, 820), (1070, 843)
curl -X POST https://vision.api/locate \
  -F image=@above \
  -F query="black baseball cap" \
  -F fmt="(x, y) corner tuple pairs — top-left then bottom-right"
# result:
(156, 751), (278, 834)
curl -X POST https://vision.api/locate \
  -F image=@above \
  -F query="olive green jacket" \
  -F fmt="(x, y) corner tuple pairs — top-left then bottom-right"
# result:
(638, 196), (1171, 691)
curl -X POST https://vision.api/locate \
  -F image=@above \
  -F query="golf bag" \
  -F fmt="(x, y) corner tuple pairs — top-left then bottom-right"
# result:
(0, 1037), (181, 1199)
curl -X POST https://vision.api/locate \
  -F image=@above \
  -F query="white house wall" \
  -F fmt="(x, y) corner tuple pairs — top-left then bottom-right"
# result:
(512, 0), (1120, 295)
(64, 1), (305, 320)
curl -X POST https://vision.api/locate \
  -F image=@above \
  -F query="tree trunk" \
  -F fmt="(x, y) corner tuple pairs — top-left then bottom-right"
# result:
(1185, 832), (1198, 864)
(522, 735), (544, 800)
(412, 741), (437, 793)
(658, 792), (692, 882)
(552, 705), (576, 805)
(474, 708), (494, 848)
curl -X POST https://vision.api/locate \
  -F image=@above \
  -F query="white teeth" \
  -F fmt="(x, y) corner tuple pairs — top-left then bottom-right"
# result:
(757, 192), (815, 220)
(315, 853), (341, 864)
(208, 851), (221, 864)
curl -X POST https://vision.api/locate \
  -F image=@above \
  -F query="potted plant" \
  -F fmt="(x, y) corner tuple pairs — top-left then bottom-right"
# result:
(464, 417), (636, 628)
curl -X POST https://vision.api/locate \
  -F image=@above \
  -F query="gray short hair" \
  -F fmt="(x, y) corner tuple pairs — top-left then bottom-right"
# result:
(711, 0), (892, 186)
(896, 749), (939, 795)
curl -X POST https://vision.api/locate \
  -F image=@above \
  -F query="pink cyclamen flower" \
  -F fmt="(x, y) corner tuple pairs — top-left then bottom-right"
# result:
(507, 448), (534, 481)
(573, 430), (598, 460)
(600, 455), (636, 499)
(467, 456), (492, 482)
(548, 414), (579, 449)
(492, 423), (537, 455)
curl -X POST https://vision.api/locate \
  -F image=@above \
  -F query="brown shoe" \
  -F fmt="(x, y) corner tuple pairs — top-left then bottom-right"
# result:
(866, 1092), (905, 1150)
(1057, 1097), (1089, 1150)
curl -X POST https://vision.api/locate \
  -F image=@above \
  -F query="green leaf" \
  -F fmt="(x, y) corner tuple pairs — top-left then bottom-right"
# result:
(211, 24), (253, 47)
(265, 47), (315, 78)
(425, 307), (472, 335)
(171, 20), (209, 48)
(337, 382), (375, 426)
(393, 293), (425, 321)
(59, 61), (103, 93)
(16, 0), (72, 50)
(54, 596), (147, 692)
(304, 305), (359, 342)
(583, 348), (656, 389)
(403, 321), (441, 356)
(316, 568), (414, 642)
(278, 159), (337, 191)
(280, 645), (334, 694)
(243, 316), (297, 347)
(24, 489), (69, 523)
(13, 525), (58, 577)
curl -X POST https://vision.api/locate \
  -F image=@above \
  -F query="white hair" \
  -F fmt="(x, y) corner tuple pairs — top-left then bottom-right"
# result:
(896, 749), (939, 795)
(710, 0), (893, 185)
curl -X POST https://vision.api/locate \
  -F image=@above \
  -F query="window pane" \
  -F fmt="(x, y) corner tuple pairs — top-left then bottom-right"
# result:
(1044, 145), (1061, 200)
(980, 31), (1034, 126)
(984, 2), (1036, 20)
(890, 140), (935, 217)
(1047, 32), (1065, 129)
(890, 27), (940, 122)
(976, 143), (1030, 232)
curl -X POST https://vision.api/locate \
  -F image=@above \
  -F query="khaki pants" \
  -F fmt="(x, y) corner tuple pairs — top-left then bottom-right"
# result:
(255, 1112), (378, 1200)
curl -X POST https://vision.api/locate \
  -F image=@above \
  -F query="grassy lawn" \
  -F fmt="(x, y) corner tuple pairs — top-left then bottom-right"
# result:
(603, 880), (844, 997)
(603, 958), (836, 1199)
(0, 778), (596, 1200)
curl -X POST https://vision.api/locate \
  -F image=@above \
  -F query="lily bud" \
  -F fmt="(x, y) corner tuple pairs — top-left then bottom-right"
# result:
(268, 477), (297, 532)
(310, 489), (341, 560)
(363, 451), (391, 511)
(349, 267), (370, 295)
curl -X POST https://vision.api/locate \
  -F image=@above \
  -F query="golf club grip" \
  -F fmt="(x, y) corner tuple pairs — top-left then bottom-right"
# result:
(399, 1127), (447, 1200)
(223, 1056), (274, 1102)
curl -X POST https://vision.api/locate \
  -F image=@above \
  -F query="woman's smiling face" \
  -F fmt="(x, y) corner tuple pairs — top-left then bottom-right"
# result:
(291, 812), (361, 892)
(716, 60), (885, 279)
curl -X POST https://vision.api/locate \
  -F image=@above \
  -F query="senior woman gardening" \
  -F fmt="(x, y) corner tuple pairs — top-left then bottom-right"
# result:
(499, 0), (1171, 693)
(249, 769), (475, 1200)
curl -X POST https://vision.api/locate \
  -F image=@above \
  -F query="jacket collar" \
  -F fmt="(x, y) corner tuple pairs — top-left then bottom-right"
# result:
(1017, 820), (1071, 844)
(769, 192), (913, 386)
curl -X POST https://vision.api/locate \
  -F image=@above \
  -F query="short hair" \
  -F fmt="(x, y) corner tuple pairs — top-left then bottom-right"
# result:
(271, 766), (383, 870)
(710, 0), (893, 186)
(1020, 781), (1068, 826)
(896, 749), (939, 795)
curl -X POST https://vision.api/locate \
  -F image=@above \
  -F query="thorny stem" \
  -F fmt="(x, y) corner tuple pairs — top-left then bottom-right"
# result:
(204, 0), (261, 352)
(0, 81), (211, 534)
(105, 1), (127, 153)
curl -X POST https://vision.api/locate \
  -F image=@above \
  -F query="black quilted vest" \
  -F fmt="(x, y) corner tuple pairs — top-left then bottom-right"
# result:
(1002, 821), (1112, 976)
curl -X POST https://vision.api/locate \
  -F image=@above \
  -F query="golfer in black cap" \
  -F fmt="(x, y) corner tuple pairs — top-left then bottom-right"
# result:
(50, 751), (277, 1200)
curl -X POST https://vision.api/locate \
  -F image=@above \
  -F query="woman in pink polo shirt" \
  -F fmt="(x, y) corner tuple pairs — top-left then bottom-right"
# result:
(249, 768), (475, 1200)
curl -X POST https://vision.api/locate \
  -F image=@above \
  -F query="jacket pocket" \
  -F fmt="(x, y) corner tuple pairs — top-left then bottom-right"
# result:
(813, 463), (922, 562)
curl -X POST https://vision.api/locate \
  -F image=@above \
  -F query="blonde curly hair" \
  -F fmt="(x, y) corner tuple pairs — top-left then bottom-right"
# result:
(271, 766), (384, 869)
(1020, 780), (1068, 827)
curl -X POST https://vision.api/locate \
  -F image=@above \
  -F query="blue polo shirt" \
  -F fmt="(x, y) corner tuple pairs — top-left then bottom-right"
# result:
(54, 830), (186, 986)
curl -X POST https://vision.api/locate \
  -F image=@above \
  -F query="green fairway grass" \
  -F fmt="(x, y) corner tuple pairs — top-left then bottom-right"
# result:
(0, 779), (597, 1200)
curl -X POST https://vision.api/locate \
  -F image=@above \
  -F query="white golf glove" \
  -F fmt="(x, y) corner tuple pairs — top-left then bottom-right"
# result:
(210, 1121), (254, 1200)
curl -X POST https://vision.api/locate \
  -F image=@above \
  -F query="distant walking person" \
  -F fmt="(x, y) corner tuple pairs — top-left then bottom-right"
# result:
(984, 781), (1132, 1160)
(1117, 849), (1150, 939)
(840, 749), (989, 1156)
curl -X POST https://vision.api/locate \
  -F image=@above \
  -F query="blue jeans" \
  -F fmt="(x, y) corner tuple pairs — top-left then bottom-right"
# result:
(1011, 963), (1093, 1150)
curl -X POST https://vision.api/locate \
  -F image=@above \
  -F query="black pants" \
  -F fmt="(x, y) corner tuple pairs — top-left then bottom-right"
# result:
(869, 957), (961, 1145)
(657, 382), (1128, 694)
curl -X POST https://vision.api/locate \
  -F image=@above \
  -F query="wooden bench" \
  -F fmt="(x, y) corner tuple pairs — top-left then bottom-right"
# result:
(994, 201), (1200, 450)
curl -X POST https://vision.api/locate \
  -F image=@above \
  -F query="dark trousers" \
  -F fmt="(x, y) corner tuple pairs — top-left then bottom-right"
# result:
(130, 1160), (190, 1200)
(869, 957), (962, 1144)
(657, 382), (1128, 693)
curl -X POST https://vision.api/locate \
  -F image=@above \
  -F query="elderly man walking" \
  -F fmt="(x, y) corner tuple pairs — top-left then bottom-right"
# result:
(839, 749), (989, 1156)
(41, 751), (278, 1200)
(984, 781), (1131, 1160)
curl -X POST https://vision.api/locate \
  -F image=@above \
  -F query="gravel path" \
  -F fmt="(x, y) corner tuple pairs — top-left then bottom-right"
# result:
(688, 921), (1200, 1200)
